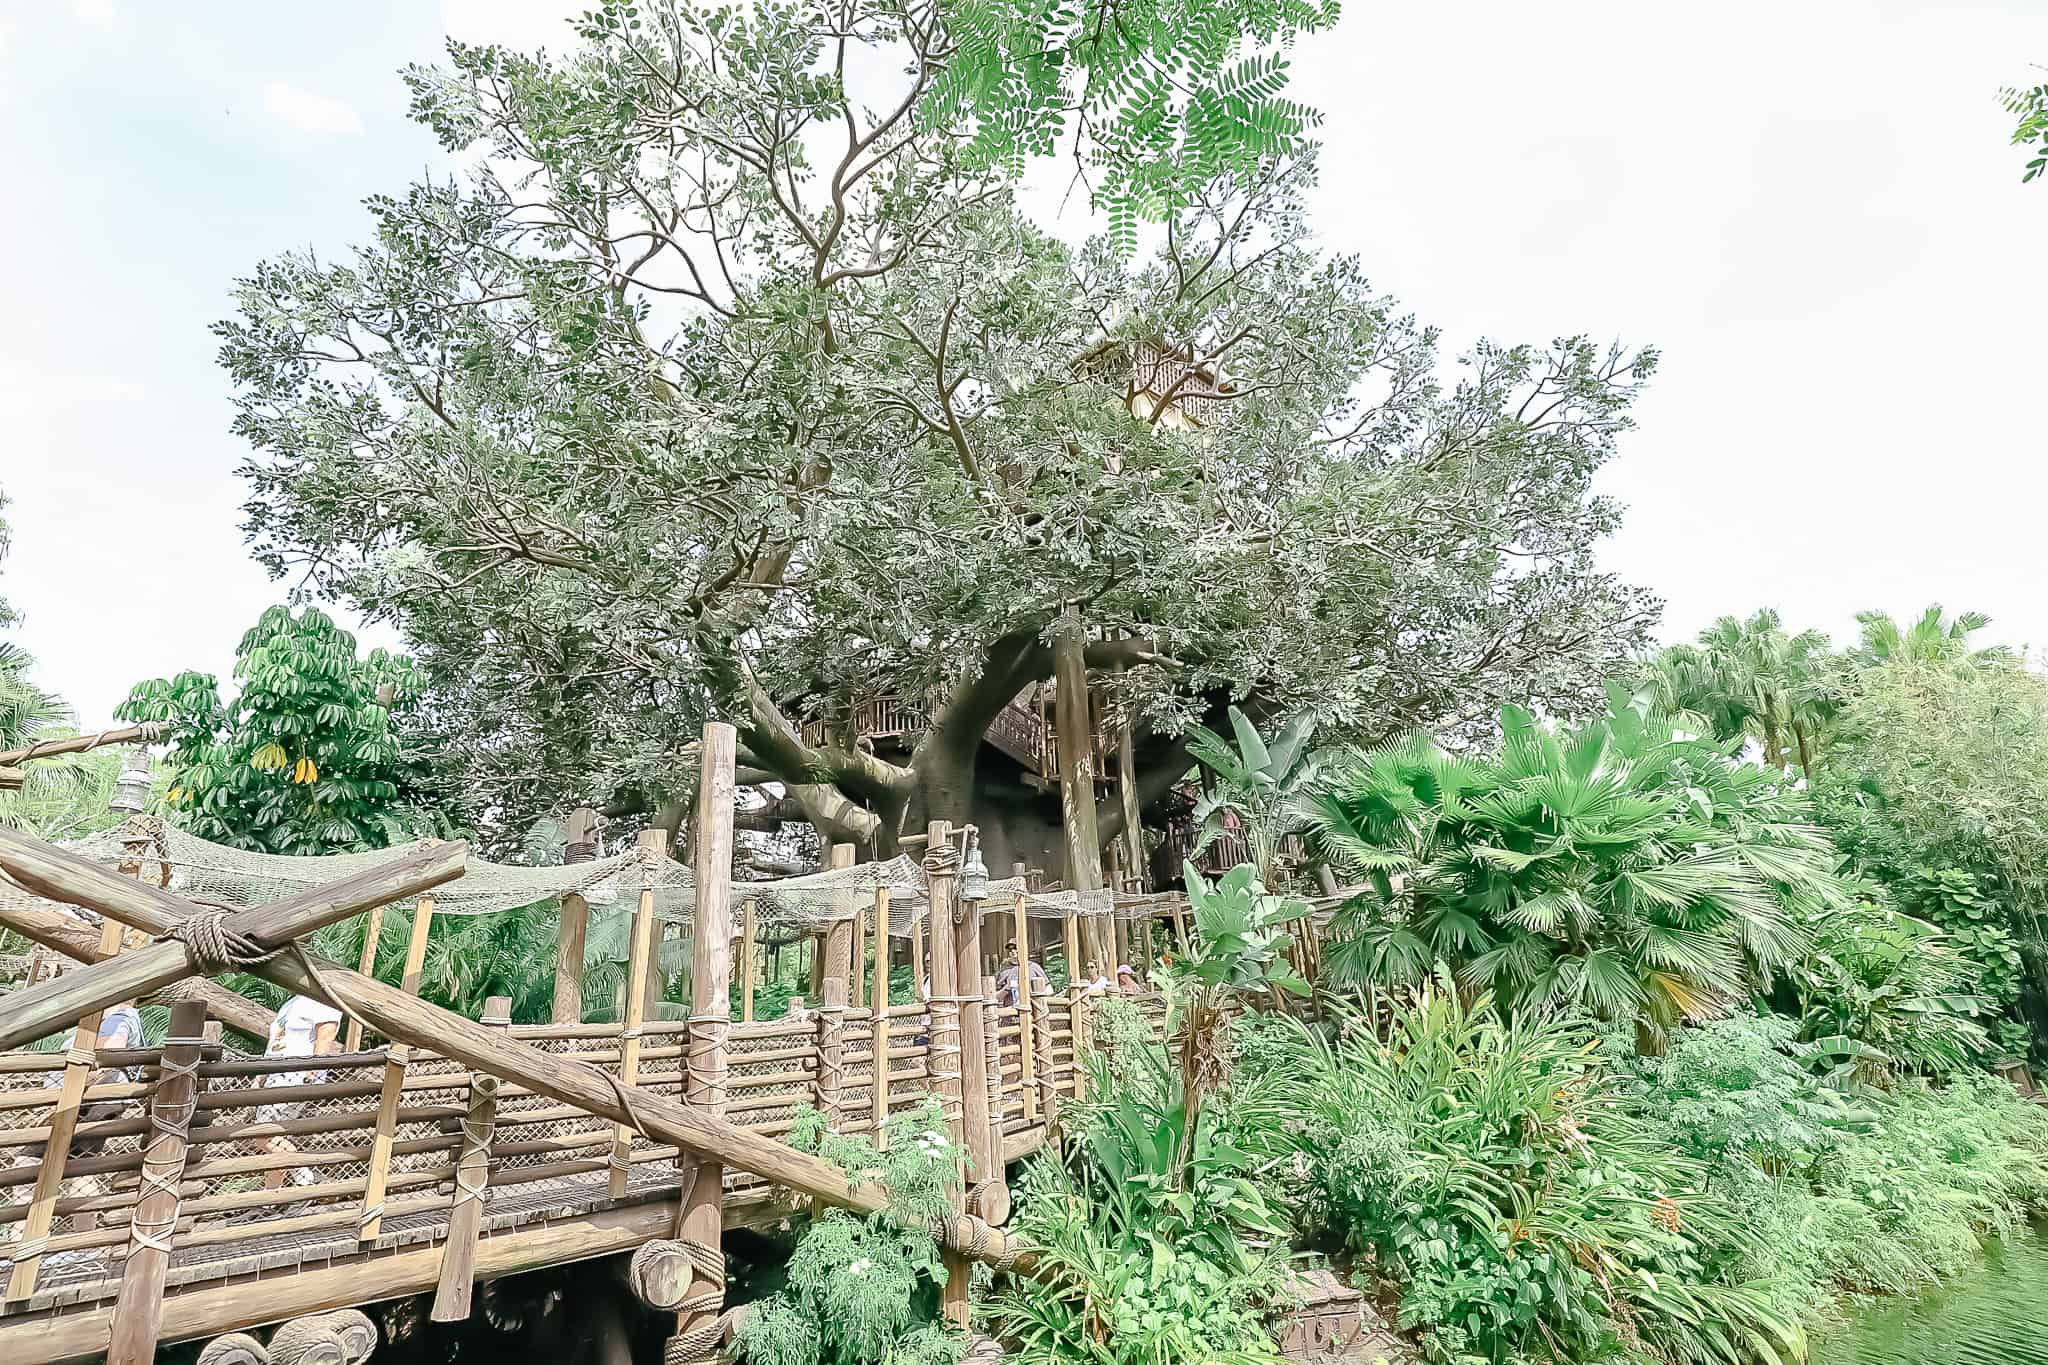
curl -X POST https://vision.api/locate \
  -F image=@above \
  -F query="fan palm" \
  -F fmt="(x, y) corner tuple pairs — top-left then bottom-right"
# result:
(1306, 688), (1841, 1052)
(1644, 609), (1835, 777)
(1854, 604), (2012, 668)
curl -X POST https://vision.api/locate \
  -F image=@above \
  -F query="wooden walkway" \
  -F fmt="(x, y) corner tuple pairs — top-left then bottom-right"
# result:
(0, 998), (1093, 1364)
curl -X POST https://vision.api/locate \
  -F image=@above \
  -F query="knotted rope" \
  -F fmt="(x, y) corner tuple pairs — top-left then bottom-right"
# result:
(684, 1013), (729, 1106)
(160, 911), (374, 1040)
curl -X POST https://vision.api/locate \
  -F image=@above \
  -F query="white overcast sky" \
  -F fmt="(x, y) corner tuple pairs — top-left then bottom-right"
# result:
(3, 0), (2045, 728)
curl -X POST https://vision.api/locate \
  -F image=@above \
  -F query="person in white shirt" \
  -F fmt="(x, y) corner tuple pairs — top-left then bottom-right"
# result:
(259, 994), (343, 1191)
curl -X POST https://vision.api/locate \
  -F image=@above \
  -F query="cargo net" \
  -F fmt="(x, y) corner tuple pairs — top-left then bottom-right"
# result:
(0, 819), (1182, 942)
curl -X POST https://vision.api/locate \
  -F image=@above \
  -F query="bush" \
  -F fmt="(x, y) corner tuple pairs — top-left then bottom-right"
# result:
(1278, 984), (1805, 1365)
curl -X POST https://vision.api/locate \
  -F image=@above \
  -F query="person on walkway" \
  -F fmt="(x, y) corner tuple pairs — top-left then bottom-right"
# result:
(259, 993), (343, 1192)
(995, 945), (1050, 1007)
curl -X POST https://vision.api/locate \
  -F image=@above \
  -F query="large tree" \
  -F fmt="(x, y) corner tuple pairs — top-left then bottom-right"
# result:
(220, 0), (1658, 854)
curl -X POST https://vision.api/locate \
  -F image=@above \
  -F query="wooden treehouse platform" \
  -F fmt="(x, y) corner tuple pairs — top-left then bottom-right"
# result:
(0, 760), (1161, 1365)
(0, 1007), (1087, 1363)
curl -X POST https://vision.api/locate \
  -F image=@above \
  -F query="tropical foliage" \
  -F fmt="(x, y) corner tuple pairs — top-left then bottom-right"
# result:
(116, 605), (457, 855)
(1306, 689), (1839, 1051)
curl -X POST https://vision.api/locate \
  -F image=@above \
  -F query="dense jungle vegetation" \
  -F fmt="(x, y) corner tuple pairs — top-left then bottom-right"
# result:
(6, 2), (2048, 1361)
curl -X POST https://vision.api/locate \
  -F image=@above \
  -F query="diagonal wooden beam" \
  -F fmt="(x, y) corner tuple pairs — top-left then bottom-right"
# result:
(0, 827), (1037, 1275)
(0, 903), (275, 1041)
(0, 829), (466, 1050)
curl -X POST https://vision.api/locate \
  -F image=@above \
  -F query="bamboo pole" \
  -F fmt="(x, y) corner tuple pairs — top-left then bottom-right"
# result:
(1011, 890), (1038, 1123)
(343, 903), (384, 1053)
(611, 830), (666, 1198)
(361, 893), (437, 1241)
(669, 721), (737, 1357)
(816, 844), (856, 1124)
(431, 996), (508, 1321)
(740, 899), (758, 1024)
(0, 834), (468, 1051)
(108, 998), (207, 1365)
(553, 808), (599, 1025)
(0, 829), (1039, 1279)
(6, 912), (126, 1301)
(870, 888), (892, 1139)
(1115, 669), (1147, 896)
(0, 904), (273, 1041)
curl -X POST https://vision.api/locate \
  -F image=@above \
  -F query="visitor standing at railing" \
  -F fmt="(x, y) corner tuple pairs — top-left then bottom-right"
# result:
(259, 993), (342, 1192)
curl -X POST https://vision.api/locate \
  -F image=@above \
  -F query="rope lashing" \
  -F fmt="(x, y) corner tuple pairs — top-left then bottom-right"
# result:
(160, 911), (375, 1041)
(452, 1075), (499, 1207)
(684, 1013), (729, 1102)
(129, 1038), (204, 1255)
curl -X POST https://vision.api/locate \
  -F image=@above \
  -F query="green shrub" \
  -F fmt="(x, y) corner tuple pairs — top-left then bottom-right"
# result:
(1279, 983), (1804, 1365)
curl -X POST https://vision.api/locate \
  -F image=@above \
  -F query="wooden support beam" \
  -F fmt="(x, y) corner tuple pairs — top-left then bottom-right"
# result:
(922, 820), (970, 1328)
(361, 894), (436, 1241)
(0, 829), (1037, 1279)
(953, 858), (996, 1223)
(5, 913), (125, 1301)
(1053, 608), (1110, 977)
(612, 830), (666, 1198)
(431, 996), (508, 1321)
(108, 999), (207, 1365)
(670, 721), (737, 1356)
(0, 905), (273, 1041)
(816, 844), (855, 1124)
(553, 808), (599, 1025)
(1011, 890), (1038, 1124)
(0, 831), (467, 1051)
(978, 973), (1010, 1225)
(343, 903), (384, 1053)
(870, 888), (892, 1138)
(1063, 910), (1088, 1101)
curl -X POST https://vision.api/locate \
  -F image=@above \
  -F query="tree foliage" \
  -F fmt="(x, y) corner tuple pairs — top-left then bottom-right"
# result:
(220, 0), (1657, 853)
(116, 605), (456, 855)
(1643, 608), (1834, 777)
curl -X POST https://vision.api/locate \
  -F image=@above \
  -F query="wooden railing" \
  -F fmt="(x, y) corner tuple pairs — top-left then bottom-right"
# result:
(798, 689), (1132, 784)
(0, 992), (1108, 1320)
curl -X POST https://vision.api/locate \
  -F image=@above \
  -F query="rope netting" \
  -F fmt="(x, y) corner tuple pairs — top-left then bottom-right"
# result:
(0, 821), (1181, 942)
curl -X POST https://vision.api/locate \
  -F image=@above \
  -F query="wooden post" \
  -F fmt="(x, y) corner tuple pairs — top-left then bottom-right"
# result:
(108, 999), (207, 1365)
(553, 807), (599, 1025)
(740, 898), (758, 1023)
(343, 902), (384, 1053)
(816, 844), (855, 1124)
(1011, 890), (1039, 1123)
(978, 973), (1010, 1225)
(610, 830), (666, 1198)
(1031, 962), (1059, 1123)
(1115, 667), (1147, 896)
(669, 722), (737, 1357)
(1054, 607), (1109, 977)
(361, 893), (436, 1241)
(5, 911), (125, 1301)
(431, 996), (508, 1322)
(851, 892), (867, 1010)
(1063, 909), (1088, 1101)
(871, 888), (892, 1138)
(909, 905), (925, 997)
(922, 820), (969, 1327)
